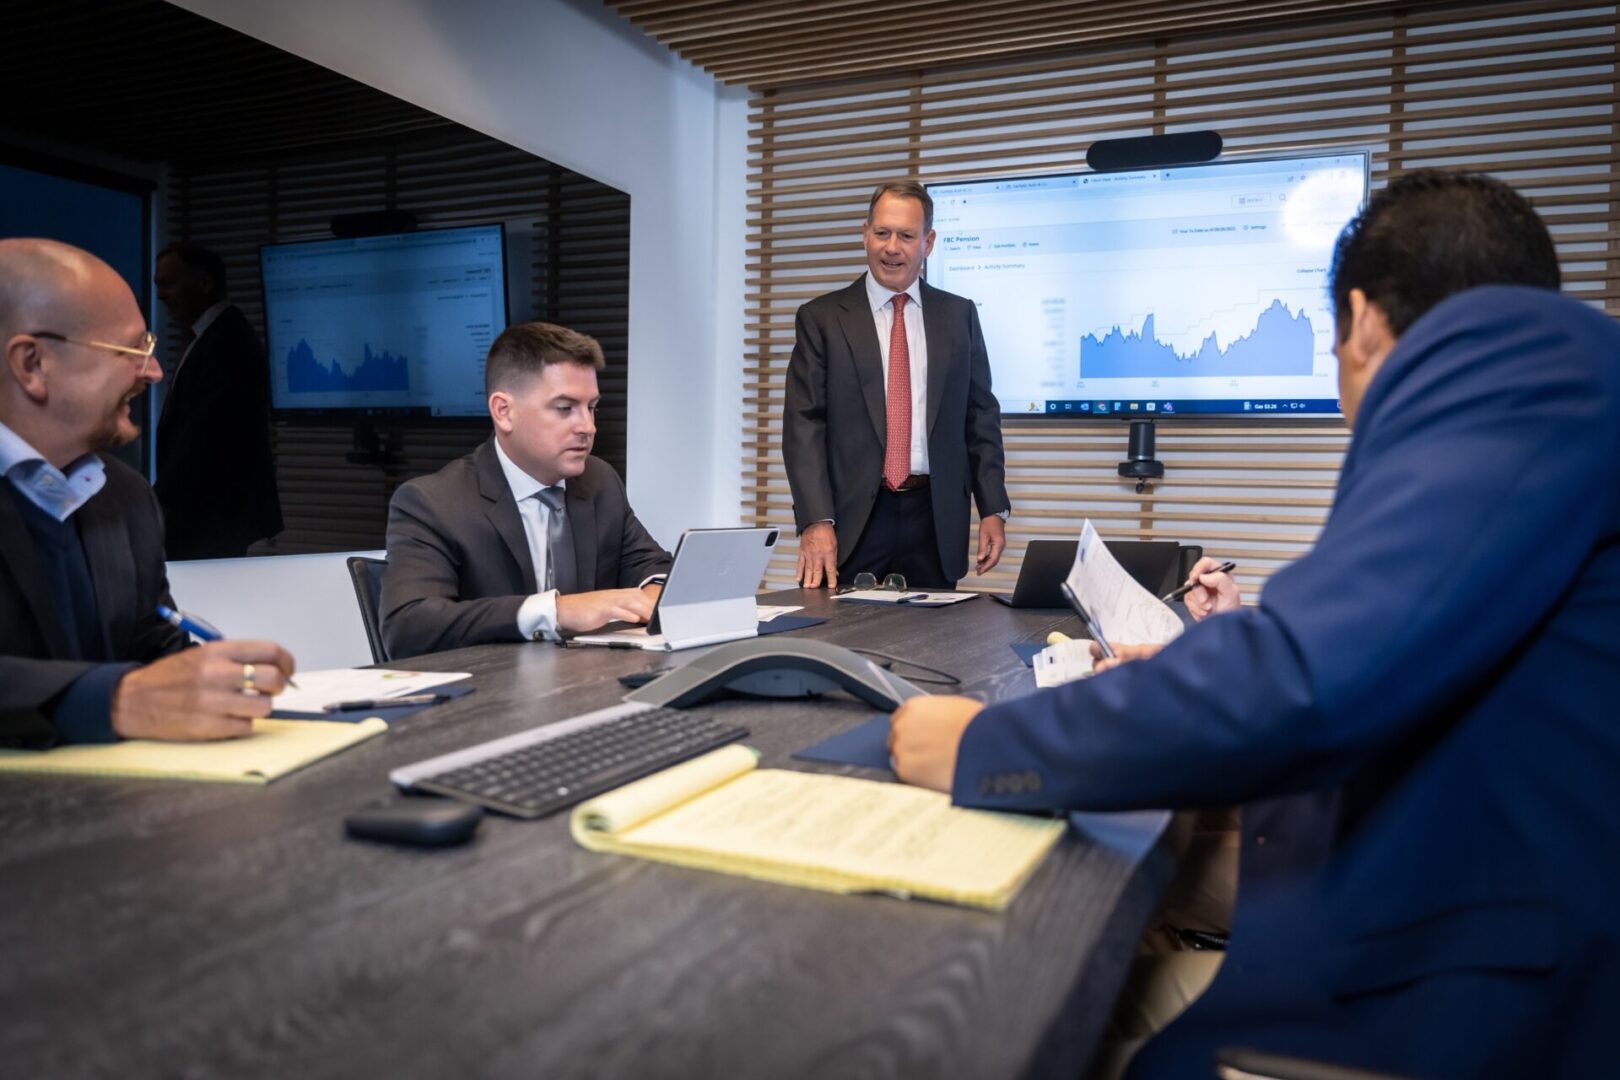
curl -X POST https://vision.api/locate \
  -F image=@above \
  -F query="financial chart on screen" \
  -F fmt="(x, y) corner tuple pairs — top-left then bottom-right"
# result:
(261, 224), (507, 417)
(926, 152), (1368, 417)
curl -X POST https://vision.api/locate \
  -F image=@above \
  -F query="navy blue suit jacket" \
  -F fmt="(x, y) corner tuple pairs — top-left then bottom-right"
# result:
(954, 287), (1620, 1077)
(1, 456), (188, 745)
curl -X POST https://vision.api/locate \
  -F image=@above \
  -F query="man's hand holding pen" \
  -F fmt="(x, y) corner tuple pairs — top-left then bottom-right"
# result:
(111, 639), (298, 741)
(1166, 558), (1241, 620)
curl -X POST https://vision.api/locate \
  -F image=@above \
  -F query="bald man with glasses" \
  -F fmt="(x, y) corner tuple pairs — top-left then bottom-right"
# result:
(0, 237), (296, 747)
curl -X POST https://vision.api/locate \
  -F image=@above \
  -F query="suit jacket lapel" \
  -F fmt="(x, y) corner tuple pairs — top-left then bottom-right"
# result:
(77, 483), (135, 656)
(474, 439), (538, 594)
(0, 489), (72, 658)
(565, 470), (597, 592)
(836, 277), (889, 445)
(921, 281), (950, 437)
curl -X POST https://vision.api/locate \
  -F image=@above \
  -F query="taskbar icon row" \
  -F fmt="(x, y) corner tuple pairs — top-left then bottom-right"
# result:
(1034, 399), (1179, 415)
(1026, 398), (1339, 416)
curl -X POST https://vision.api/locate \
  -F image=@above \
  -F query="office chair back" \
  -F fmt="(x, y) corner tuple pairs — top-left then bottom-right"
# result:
(347, 556), (389, 664)
(1177, 544), (1206, 588)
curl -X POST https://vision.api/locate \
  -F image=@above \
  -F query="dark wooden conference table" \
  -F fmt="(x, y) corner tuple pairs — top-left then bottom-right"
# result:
(0, 588), (1175, 1080)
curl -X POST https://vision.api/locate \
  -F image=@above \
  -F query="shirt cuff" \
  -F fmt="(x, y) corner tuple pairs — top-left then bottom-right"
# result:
(640, 575), (667, 588)
(50, 663), (139, 744)
(517, 589), (561, 642)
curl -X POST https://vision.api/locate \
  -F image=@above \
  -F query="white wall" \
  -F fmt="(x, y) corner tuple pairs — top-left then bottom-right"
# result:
(167, 0), (747, 545)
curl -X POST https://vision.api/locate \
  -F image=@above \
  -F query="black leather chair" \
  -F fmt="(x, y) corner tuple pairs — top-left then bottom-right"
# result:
(346, 556), (388, 664)
(1176, 543), (1206, 589)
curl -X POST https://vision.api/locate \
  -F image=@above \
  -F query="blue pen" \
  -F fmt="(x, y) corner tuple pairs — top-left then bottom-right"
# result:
(157, 604), (299, 688)
(157, 603), (222, 641)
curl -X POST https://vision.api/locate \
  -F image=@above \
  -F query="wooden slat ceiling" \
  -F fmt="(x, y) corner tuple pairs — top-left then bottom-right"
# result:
(606, 0), (1484, 87)
(0, 0), (455, 168)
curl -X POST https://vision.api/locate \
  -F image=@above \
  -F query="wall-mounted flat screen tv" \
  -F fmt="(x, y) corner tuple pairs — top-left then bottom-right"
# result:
(926, 150), (1369, 418)
(261, 223), (508, 418)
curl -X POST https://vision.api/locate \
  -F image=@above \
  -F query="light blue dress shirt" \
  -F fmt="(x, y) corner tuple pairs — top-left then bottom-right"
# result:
(0, 419), (106, 523)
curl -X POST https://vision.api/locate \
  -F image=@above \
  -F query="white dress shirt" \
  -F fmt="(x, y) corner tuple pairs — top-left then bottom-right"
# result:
(865, 272), (930, 475)
(494, 438), (565, 641)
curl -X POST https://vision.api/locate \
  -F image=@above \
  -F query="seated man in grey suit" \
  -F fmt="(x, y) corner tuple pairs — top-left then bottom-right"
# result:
(380, 322), (672, 659)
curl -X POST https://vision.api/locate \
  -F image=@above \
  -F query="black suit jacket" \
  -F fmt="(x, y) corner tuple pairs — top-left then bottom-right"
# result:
(782, 275), (1008, 578)
(154, 304), (282, 559)
(379, 438), (673, 659)
(1, 457), (188, 745)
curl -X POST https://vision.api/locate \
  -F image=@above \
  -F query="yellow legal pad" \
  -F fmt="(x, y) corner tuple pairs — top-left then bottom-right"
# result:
(0, 718), (387, 784)
(571, 745), (1065, 910)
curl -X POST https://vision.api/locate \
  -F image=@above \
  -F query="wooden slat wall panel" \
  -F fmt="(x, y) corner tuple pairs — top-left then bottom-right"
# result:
(611, 0), (1473, 87)
(167, 134), (631, 554)
(742, 1), (1619, 593)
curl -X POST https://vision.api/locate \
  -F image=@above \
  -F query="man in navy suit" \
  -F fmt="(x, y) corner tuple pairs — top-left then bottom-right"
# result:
(1, 239), (296, 746)
(889, 172), (1620, 1078)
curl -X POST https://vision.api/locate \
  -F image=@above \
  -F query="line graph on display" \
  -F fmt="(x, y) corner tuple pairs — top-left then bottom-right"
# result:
(285, 339), (410, 394)
(1079, 298), (1317, 380)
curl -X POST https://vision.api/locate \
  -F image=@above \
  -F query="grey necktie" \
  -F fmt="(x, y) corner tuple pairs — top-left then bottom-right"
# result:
(535, 486), (577, 595)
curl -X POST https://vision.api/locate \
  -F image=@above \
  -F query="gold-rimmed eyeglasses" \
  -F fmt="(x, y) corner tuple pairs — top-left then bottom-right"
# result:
(31, 330), (158, 377)
(835, 572), (909, 594)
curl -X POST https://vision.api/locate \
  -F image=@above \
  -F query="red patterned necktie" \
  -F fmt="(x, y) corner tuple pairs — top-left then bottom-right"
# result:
(884, 293), (912, 491)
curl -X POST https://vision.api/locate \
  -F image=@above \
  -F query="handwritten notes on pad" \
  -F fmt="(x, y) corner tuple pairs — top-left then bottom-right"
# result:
(0, 718), (386, 784)
(572, 745), (1065, 910)
(1070, 520), (1185, 647)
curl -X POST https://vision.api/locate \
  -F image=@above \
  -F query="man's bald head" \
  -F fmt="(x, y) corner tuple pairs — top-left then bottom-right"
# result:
(0, 238), (155, 467)
(0, 238), (134, 341)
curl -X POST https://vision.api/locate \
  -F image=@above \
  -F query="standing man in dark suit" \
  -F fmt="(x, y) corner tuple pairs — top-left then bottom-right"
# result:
(1, 238), (296, 747)
(380, 322), (672, 659)
(890, 173), (1620, 1077)
(783, 181), (1010, 590)
(153, 242), (282, 559)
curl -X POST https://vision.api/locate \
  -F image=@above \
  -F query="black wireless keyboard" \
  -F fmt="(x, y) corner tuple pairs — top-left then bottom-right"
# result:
(388, 702), (748, 819)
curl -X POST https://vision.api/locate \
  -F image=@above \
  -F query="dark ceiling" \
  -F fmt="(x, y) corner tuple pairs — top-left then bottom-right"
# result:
(0, 0), (456, 169)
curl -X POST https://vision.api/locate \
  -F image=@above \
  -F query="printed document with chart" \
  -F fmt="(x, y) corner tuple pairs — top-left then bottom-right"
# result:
(1069, 520), (1186, 647)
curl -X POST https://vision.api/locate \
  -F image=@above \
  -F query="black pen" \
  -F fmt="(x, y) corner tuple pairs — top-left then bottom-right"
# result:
(1162, 561), (1237, 602)
(324, 693), (448, 712)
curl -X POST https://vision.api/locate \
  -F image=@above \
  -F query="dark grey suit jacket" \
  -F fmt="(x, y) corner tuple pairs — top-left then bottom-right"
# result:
(154, 304), (282, 559)
(1, 457), (188, 746)
(782, 275), (1009, 578)
(380, 438), (672, 659)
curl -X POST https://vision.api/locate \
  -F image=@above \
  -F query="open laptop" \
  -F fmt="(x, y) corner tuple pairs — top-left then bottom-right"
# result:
(991, 539), (1194, 608)
(568, 526), (779, 651)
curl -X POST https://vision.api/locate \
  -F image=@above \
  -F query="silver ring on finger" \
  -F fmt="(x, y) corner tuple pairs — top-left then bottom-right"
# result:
(241, 663), (258, 695)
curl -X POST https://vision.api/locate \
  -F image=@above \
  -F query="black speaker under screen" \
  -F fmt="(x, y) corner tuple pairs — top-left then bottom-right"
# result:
(1086, 130), (1222, 173)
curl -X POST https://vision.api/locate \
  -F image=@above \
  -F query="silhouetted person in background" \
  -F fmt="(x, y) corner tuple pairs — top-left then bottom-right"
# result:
(152, 242), (282, 559)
